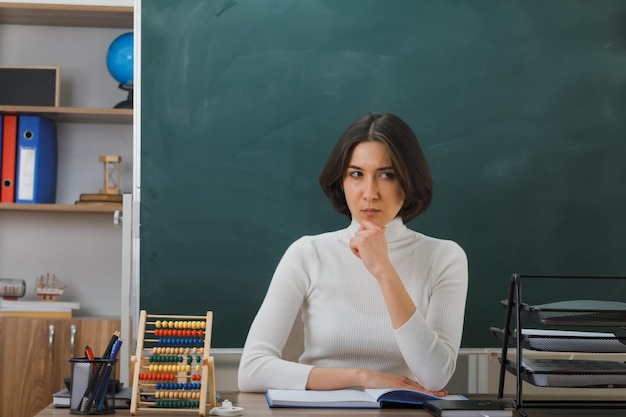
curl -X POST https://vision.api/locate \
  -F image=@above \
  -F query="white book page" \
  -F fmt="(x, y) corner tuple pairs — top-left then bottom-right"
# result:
(268, 388), (375, 404)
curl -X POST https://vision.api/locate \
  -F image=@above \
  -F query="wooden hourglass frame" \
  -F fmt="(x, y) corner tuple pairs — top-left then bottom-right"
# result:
(99, 155), (122, 195)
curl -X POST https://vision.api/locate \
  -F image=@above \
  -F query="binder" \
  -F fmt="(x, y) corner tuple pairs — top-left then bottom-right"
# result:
(15, 115), (58, 204)
(0, 115), (3, 175)
(1, 114), (18, 203)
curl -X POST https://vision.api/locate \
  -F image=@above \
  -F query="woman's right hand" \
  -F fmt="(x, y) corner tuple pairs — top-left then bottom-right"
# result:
(357, 369), (448, 397)
(306, 367), (447, 397)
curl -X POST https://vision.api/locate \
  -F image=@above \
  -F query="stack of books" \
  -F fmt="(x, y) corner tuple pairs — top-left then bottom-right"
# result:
(0, 299), (80, 318)
(53, 386), (133, 409)
(74, 193), (122, 208)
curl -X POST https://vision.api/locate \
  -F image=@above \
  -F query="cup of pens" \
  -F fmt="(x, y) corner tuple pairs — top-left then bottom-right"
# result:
(69, 357), (118, 414)
(69, 356), (119, 414)
(69, 333), (122, 414)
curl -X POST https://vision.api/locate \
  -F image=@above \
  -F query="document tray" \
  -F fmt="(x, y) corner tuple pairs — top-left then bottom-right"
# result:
(502, 358), (626, 388)
(490, 327), (626, 353)
(500, 299), (626, 327)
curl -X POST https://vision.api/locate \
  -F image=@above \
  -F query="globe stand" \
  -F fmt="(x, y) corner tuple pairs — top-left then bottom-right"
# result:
(114, 83), (133, 109)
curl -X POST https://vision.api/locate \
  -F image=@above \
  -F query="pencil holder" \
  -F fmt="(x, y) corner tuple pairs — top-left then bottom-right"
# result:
(69, 357), (118, 415)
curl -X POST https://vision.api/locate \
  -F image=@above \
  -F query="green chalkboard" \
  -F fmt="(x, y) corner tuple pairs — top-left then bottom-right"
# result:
(140, 0), (626, 348)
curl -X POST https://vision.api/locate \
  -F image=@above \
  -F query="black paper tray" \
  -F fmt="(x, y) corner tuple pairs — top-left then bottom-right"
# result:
(500, 299), (626, 327)
(490, 327), (626, 353)
(502, 358), (626, 388)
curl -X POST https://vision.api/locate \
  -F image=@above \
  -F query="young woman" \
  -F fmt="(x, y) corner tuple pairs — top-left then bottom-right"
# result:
(238, 112), (468, 395)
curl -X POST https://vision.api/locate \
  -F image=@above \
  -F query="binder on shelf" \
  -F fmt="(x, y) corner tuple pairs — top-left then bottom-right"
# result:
(1, 114), (18, 203)
(15, 115), (58, 204)
(0, 115), (3, 175)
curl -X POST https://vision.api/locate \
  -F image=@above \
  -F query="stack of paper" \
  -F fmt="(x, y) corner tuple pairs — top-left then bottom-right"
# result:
(0, 299), (80, 317)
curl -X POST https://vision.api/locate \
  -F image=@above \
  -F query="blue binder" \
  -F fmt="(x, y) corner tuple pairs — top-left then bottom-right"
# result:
(15, 115), (57, 204)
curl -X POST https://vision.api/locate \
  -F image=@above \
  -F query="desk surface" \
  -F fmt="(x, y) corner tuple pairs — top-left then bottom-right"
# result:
(35, 392), (626, 417)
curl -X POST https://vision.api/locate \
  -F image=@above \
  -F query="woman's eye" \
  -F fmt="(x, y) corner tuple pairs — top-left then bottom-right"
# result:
(348, 171), (362, 178)
(381, 172), (395, 179)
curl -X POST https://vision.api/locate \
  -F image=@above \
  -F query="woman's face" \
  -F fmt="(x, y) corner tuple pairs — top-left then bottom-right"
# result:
(342, 141), (405, 227)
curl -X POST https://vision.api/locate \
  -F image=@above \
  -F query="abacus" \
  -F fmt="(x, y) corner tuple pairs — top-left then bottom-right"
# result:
(130, 311), (216, 416)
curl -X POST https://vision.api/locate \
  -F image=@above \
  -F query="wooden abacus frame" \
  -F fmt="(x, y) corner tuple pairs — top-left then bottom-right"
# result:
(130, 311), (216, 416)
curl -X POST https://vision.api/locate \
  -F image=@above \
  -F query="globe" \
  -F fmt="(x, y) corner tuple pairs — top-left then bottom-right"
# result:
(106, 32), (134, 88)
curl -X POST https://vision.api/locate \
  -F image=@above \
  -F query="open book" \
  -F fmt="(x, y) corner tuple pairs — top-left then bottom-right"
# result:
(265, 388), (466, 409)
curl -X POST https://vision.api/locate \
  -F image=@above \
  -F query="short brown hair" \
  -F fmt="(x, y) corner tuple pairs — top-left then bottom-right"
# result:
(318, 112), (433, 224)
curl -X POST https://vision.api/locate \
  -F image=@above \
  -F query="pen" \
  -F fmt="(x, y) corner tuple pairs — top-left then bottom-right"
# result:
(92, 330), (121, 396)
(103, 330), (121, 359)
(93, 330), (120, 378)
(85, 345), (96, 371)
(95, 339), (123, 412)
(79, 346), (97, 412)
(91, 330), (121, 411)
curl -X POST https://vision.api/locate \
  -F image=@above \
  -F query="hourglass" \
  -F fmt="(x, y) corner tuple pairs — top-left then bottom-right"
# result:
(99, 155), (122, 194)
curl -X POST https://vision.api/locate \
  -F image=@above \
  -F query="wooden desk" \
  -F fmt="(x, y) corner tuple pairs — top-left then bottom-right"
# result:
(34, 392), (626, 417)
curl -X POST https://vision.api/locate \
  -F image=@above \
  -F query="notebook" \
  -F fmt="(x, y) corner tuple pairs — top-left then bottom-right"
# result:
(265, 388), (466, 409)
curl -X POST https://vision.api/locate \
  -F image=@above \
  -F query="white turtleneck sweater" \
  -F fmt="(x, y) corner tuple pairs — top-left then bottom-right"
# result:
(238, 217), (468, 392)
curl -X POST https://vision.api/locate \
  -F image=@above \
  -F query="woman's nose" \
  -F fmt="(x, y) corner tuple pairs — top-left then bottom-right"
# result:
(363, 179), (379, 201)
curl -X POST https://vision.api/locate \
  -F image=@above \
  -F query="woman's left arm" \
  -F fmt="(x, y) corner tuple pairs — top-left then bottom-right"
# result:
(350, 221), (468, 390)
(393, 242), (468, 390)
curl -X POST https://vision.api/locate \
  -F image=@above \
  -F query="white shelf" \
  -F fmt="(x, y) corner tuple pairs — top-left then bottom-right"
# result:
(0, 106), (132, 124)
(0, 203), (122, 213)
